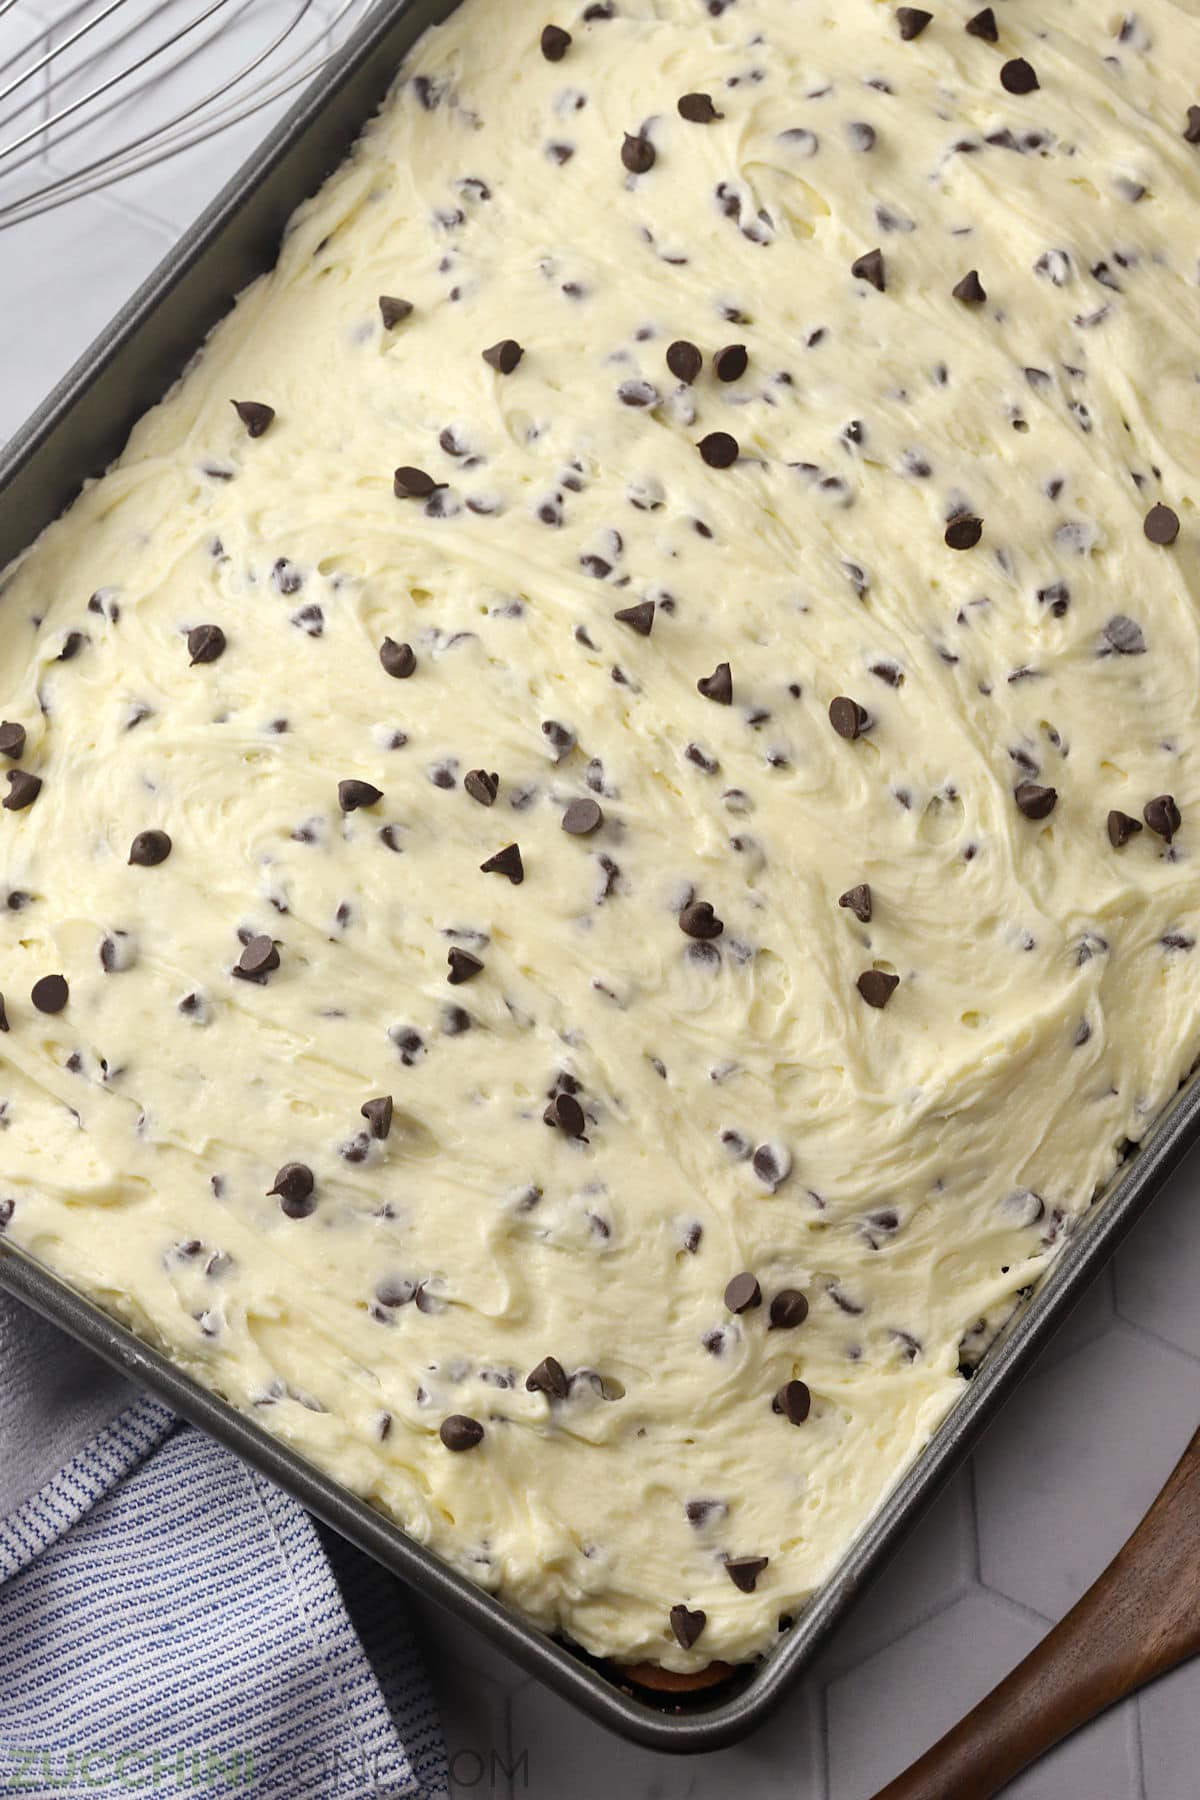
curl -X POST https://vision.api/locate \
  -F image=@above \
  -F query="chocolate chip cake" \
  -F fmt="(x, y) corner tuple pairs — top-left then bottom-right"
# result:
(2, 0), (1199, 1675)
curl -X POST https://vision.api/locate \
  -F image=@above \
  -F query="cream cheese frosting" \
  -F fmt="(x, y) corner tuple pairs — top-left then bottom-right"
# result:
(2, 0), (1200, 1673)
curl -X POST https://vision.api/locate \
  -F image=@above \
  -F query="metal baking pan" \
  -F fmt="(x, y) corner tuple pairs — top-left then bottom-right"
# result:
(3, 0), (1199, 1751)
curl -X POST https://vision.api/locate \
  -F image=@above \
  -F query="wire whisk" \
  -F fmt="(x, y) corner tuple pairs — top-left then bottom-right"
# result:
(0, 0), (376, 229)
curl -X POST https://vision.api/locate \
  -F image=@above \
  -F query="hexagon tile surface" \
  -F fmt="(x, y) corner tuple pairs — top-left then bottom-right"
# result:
(4, 52), (1200, 1800)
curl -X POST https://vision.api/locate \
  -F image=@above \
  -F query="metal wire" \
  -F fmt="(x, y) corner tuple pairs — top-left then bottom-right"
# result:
(0, 0), (377, 228)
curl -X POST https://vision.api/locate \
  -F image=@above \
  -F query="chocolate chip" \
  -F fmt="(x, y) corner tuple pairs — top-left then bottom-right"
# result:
(544, 1090), (586, 1138)
(966, 6), (997, 39)
(540, 23), (571, 60)
(269, 1162), (315, 1217)
(752, 1141), (791, 1190)
(338, 779), (383, 812)
(725, 1555), (769, 1593)
(0, 722), (25, 760)
(680, 900), (723, 939)
(129, 830), (172, 867)
(465, 769), (499, 806)
(1107, 809), (1143, 848)
(838, 884), (872, 923)
(235, 935), (280, 980)
(563, 797), (603, 835)
(698, 431), (739, 468)
(614, 600), (654, 636)
(952, 270), (987, 305)
(1001, 57), (1039, 94)
(769, 1289), (809, 1329)
(851, 248), (886, 291)
(185, 621), (228, 670)
(31, 973), (68, 1014)
(621, 132), (655, 173)
(482, 339), (524, 373)
(1186, 105), (1200, 144)
(448, 947), (484, 984)
(0, 994), (7, 1032)
(697, 662), (733, 704)
(897, 8), (932, 39)
(857, 970), (899, 1008)
(393, 466), (445, 500)
(714, 343), (748, 382)
(361, 1095), (394, 1139)
(380, 638), (417, 678)
(1014, 781), (1057, 820)
(440, 1414), (484, 1451)
(232, 400), (275, 437)
(829, 696), (869, 739)
(1144, 503), (1180, 545)
(945, 513), (983, 549)
(481, 843), (524, 883)
(1144, 794), (1181, 842)
(724, 1271), (761, 1313)
(772, 1380), (812, 1425)
(669, 1605), (706, 1649)
(3, 770), (41, 811)
(379, 296), (413, 329)
(525, 1355), (569, 1398)
(678, 93), (722, 123)
(541, 719), (575, 760)
(1103, 615), (1145, 655)
(666, 340), (702, 384)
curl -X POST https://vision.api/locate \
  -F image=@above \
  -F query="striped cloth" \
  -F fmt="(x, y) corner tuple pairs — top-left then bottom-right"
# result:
(0, 1294), (448, 1799)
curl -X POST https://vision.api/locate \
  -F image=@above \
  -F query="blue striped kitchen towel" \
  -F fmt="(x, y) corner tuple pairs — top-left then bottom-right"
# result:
(0, 1292), (449, 1799)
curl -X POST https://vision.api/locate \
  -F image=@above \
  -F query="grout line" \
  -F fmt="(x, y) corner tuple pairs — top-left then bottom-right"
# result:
(966, 1456), (983, 1585)
(975, 1577), (1056, 1631)
(1132, 1691), (1149, 1800)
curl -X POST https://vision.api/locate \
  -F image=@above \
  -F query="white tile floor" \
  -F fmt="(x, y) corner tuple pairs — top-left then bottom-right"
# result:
(3, 16), (1200, 1797)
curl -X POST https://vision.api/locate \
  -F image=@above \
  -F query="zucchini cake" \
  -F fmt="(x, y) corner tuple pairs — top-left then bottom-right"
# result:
(2, 0), (1199, 1674)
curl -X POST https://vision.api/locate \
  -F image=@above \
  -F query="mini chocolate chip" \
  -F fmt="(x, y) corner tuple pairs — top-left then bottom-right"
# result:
(465, 769), (499, 806)
(952, 270), (987, 305)
(269, 1162), (315, 1217)
(966, 6), (997, 39)
(379, 295), (413, 329)
(614, 600), (654, 636)
(232, 400), (274, 437)
(380, 638), (417, 678)
(0, 722), (26, 759)
(669, 1605), (706, 1649)
(851, 248), (886, 291)
(1144, 794), (1181, 842)
(829, 696), (869, 739)
(1186, 106), (1200, 144)
(678, 92), (722, 123)
(769, 1289), (809, 1329)
(897, 8), (932, 39)
(621, 132), (655, 173)
(698, 431), (739, 468)
(563, 797), (603, 835)
(338, 779), (383, 812)
(440, 1414), (484, 1451)
(945, 513), (983, 549)
(714, 343), (748, 382)
(1107, 809), (1143, 848)
(129, 830), (171, 867)
(1144, 503), (1180, 545)
(697, 662), (733, 704)
(187, 624), (225, 665)
(361, 1095), (394, 1139)
(526, 1355), (569, 1398)
(393, 466), (446, 500)
(1001, 57), (1039, 94)
(725, 1556), (769, 1593)
(680, 900), (723, 939)
(31, 973), (68, 1014)
(724, 1271), (761, 1313)
(666, 340), (702, 384)
(540, 23), (571, 60)
(839, 884), (872, 923)
(1015, 781), (1057, 820)
(236, 935), (280, 979)
(481, 843), (524, 883)
(772, 1380), (812, 1425)
(544, 1091), (587, 1138)
(3, 769), (41, 811)
(482, 338), (524, 373)
(857, 970), (899, 1008)
(1103, 615), (1145, 655)
(448, 947), (484, 985)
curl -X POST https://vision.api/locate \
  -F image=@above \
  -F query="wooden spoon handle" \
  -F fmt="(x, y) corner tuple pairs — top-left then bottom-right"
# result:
(873, 1424), (1200, 1800)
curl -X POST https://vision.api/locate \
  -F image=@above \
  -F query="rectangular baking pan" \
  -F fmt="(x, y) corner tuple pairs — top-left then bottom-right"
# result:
(3, 0), (1200, 1751)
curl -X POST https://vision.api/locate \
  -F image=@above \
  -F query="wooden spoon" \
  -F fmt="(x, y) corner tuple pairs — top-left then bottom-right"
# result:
(873, 1423), (1200, 1799)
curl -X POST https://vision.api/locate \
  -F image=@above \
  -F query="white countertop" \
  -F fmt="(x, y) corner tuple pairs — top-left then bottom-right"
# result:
(3, 6), (1198, 1793)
